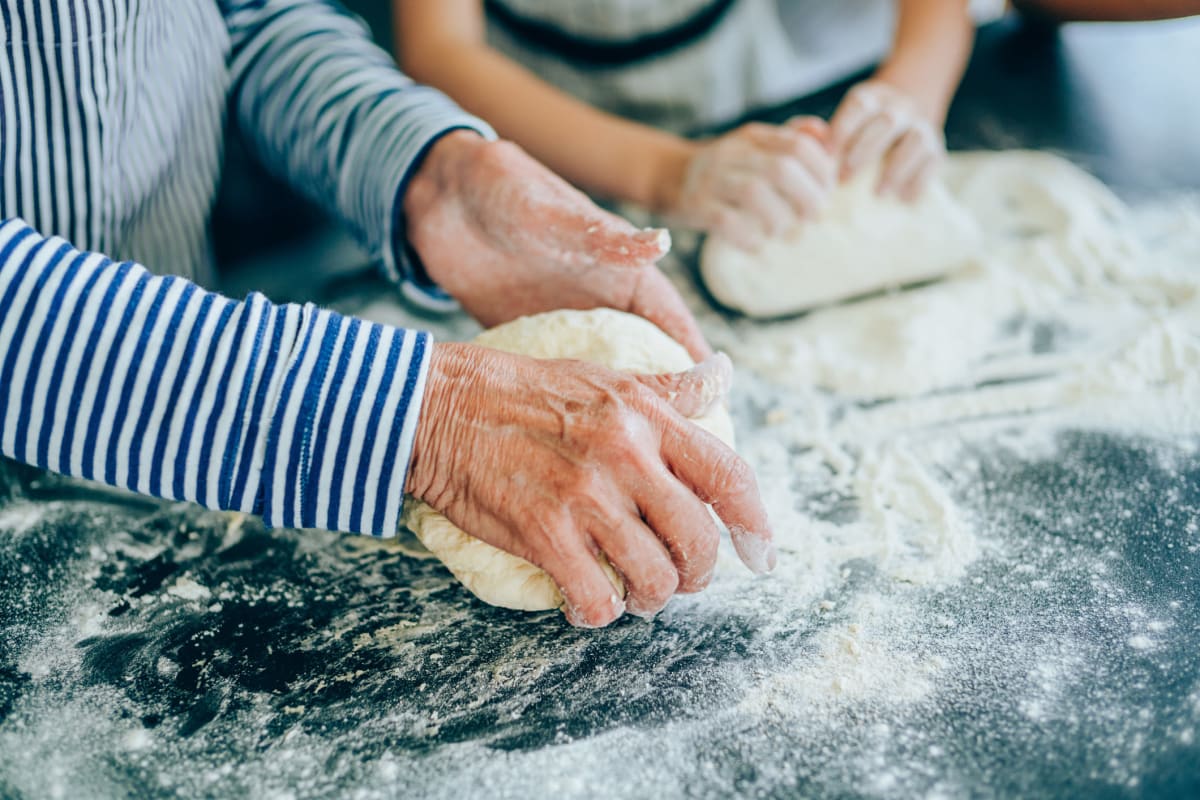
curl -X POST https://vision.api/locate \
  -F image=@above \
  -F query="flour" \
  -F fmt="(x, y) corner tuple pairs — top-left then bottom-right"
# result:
(5, 151), (1192, 800)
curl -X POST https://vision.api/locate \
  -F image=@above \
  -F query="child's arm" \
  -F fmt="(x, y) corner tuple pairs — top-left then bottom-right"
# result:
(0, 218), (428, 538)
(394, 0), (836, 246)
(830, 0), (975, 200)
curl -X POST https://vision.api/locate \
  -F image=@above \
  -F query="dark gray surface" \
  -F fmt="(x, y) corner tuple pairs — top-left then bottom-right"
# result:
(4, 16), (1200, 800)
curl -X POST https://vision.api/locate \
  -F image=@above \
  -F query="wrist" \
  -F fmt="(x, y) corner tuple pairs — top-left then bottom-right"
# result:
(644, 136), (700, 216)
(870, 68), (950, 124)
(402, 129), (487, 262)
(407, 342), (457, 500)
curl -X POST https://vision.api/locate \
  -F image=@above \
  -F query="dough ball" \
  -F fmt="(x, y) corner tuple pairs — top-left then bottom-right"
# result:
(401, 308), (736, 612)
(699, 161), (982, 318)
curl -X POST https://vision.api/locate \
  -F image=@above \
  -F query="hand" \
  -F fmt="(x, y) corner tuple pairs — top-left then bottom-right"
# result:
(403, 131), (710, 361)
(406, 344), (776, 628)
(666, 118), (836, 250)
(830, 80), (946, 202)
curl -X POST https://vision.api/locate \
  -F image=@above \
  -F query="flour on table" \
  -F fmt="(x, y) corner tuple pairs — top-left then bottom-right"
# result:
(699, 160), (982, 318)
(705, 151), (1200, 406)
(401, 308), (736, 613)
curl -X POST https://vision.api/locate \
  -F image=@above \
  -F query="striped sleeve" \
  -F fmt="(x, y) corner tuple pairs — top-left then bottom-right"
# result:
(218, 0), (496, 309)
(0, 218), (431, 537)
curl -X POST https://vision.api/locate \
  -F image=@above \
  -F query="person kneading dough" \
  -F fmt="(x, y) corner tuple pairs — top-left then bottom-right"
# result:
(404, 309), (738, 615)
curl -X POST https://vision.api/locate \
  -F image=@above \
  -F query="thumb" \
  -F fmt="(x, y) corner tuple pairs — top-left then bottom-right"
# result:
(627, 266), (713, 363)
(636, 352), (733, 419)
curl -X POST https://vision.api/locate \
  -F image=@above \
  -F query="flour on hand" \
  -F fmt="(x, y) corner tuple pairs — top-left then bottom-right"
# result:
(401, 308), (736, 612)
(699, 161), (981, 317)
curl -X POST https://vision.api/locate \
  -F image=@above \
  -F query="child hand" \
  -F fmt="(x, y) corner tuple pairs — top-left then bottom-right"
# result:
(669, 118), (836, 250)
(830, 80), (945, 202)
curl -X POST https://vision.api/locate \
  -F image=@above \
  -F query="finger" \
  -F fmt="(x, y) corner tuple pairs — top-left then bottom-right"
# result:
(729, 177), (794, 239)
(588, 512), (679, 618)
(635, 352), (733, 418)
(705, 207), (755, 249)
(742, 123), (810, 156)
(785, 115), (831, 146)
(829, 87), (880, 152)
(789, 134), (838, 190)
(431, 501), (626, 626)
(743, 125), (836, 189)
(708, 206), (765, 252)
(899, 156), (941, 204)
(771, 155), (832, 220)
(841, 113), (901, 181)
(635, 473), (722, 595)
(583, 222), (672, 267)
(877, 128), (931, 197)
(537, 533), (627, 628)
(660, 421), (776, 575)
(627, 266), (714, 361)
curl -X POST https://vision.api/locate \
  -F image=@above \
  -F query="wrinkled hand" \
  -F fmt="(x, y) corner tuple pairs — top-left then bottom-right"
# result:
(406, 344), (776, 628)
(668, 118), (836, 250)
(404, 131), (710, 361)
(830, 80), (945, 202)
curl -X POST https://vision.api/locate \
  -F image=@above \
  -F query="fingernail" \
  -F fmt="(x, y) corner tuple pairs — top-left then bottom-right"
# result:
(562, 593), (624, 628)
(637, 227), (672, 254)
(627, 603), (661, 621)
(730, 527), (777, 575)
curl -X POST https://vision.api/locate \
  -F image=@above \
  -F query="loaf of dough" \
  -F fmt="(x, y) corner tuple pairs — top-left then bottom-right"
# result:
(401, 308), (736, 612)
(699, 163), (982, 318)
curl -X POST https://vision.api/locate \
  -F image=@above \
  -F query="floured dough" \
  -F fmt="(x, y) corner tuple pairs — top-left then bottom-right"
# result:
(401, 308), (736, 612)
(699, 162), (982, 318)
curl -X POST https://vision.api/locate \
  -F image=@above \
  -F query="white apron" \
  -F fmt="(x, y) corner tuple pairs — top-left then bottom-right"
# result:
(485, 0), (1003, 133)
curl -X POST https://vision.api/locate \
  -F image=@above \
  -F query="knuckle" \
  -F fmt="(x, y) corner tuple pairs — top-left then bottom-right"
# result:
(735, 180), (763, 206)
(712, 451), (753, 493)
(566, 467), (604, 503)
(610, 373), (649, 403)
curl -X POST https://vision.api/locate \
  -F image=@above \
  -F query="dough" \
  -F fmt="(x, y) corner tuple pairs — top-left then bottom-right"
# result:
(699, 162), (982, 318)
(401, 308), (737, 612)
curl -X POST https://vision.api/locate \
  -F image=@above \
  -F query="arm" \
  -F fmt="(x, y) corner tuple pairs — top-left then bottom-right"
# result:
(0, 218), (428, 537)
(217, 0), (745, 339)
(0, 215), (774, 627)
(394, 0), (836, 246)
(830, 0), (974, 199)
(218, 0), (495, 302)
(394, 0), (694, 214)
(876, 0), (974, 124)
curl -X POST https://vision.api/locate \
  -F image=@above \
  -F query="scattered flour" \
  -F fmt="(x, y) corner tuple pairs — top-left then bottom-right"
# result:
(3, 151), (1197, 799)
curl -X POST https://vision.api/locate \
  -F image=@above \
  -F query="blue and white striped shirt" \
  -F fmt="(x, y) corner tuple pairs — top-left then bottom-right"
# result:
(0, 0), (494, 536)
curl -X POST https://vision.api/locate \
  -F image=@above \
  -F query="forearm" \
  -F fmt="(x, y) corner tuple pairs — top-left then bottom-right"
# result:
(0, 218), (430, 537)
(221, 0), (493, 288)
(400, 38), (694, 213)
(875, 0), (974, 122)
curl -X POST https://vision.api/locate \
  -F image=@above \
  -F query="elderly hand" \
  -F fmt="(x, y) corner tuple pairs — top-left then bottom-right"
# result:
(667, 118), (836, 250)
(830, 80), (945, 202)
(403, 131), (710, 361)
(406, 344), (776, 628)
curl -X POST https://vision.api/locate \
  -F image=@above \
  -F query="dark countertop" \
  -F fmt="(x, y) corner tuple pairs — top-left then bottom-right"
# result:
(4, 16), (1200, 800)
